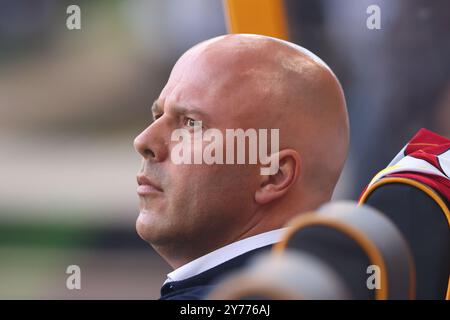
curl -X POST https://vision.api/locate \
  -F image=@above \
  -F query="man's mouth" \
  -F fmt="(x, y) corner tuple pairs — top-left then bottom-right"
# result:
(137, 175), (163, 196)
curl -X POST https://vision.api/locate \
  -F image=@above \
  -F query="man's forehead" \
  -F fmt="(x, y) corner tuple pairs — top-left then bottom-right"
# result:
(173, 39), (280, 79)
(152, 35), (323, 125)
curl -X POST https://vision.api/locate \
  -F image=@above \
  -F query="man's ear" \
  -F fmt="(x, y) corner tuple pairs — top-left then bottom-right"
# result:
(255, 149), (301, 205)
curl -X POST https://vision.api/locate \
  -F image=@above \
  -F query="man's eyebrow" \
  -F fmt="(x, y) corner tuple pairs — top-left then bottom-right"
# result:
(151, 101), (161, 114)
(151, 101), (209, 120)
(171, 104), (208, 119)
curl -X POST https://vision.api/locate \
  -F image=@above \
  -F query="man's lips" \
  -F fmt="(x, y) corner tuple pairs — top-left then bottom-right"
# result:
(137, 175), (163, 196)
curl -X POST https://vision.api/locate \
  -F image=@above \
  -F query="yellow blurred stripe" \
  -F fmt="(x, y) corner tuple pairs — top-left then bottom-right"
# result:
(223, 0), (289, 40)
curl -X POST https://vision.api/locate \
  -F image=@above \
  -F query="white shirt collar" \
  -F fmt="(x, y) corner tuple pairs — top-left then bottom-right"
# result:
(164, 227), (290, 284)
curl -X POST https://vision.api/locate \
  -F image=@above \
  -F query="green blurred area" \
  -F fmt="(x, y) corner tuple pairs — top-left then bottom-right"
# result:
(0, 221), (94, 248)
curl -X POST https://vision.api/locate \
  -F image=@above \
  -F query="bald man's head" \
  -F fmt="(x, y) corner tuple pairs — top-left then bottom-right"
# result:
(134, 34), (349, 267)
(168, 34), (348, 198)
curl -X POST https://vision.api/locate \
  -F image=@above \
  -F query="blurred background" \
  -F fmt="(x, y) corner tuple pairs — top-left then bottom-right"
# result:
(0, 0), (449, 299)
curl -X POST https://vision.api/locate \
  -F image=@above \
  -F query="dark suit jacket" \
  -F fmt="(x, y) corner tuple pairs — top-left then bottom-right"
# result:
(159, 244), (273, 300)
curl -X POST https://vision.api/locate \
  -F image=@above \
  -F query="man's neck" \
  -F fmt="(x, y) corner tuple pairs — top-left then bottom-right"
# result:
(164, 227), (290, 283)
(153, 221), (285, 270)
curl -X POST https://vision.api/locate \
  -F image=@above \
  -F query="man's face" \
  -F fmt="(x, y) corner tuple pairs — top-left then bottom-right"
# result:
(133, 47), (266, 256)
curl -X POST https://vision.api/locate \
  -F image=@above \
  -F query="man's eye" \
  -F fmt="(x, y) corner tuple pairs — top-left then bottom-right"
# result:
(153, 113), (162, 120)
(184, 117), (201, 128)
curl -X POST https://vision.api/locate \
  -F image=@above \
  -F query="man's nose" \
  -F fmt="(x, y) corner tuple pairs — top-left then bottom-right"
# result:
(133, 123), (168, 162)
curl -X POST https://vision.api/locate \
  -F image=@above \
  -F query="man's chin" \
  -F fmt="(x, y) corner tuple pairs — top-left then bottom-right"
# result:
(135, 210), (168, 244)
